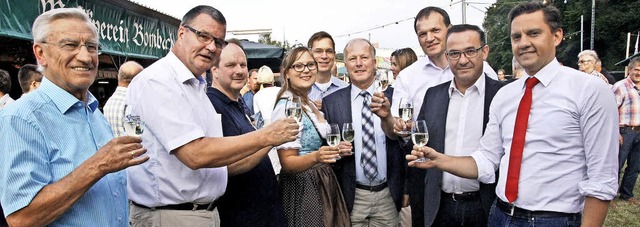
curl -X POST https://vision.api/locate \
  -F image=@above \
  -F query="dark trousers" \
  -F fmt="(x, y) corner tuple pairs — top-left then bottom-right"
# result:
(488, 205), (581, 227)
(619, 128), (640, 200)
(432, 193), (486, 227)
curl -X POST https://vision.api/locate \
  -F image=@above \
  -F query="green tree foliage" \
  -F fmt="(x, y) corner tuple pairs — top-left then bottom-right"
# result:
(484, 0), (640, 73)
(258, 33), (291, 50)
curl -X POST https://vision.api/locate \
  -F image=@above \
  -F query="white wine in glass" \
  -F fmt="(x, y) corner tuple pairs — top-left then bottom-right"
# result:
(397, 98), (413, 136)
(123, 105), (145, 136)
(286, 97), (302, 122)
(341, 123), (354, 155)
(412, 120), (429, 162)
(326, 124), (341, 160)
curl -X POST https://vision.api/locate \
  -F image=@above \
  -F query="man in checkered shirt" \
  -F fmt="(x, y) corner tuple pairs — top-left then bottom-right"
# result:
(104, 61), (143, 137)
(612, 56), (640, 206)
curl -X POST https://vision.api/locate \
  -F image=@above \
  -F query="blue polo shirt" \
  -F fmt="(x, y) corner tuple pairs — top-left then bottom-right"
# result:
(0, 77), (128, 226)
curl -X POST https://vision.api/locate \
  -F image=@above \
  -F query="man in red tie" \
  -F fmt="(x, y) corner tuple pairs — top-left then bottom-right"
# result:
(407, 2), (619, 226)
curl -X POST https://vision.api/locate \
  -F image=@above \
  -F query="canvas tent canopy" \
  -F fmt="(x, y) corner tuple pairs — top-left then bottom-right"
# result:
(238, 39), (284, 73)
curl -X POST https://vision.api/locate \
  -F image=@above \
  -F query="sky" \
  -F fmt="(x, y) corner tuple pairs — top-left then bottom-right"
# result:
(132, 0), (497, 55)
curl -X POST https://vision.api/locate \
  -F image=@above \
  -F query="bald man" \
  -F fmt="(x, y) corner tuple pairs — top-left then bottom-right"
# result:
(104, 61), (144, 137)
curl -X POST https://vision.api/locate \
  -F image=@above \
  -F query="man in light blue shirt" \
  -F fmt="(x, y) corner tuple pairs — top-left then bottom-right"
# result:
(0, 8), (148, 226)
(307, 31), (348, 109)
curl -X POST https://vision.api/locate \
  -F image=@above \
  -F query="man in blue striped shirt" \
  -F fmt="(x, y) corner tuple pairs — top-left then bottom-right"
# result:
(0, 8), (148, 226)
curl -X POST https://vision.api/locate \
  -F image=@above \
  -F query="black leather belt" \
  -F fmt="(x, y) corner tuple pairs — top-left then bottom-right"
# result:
(441, 191), (480, 201)
(131, 200), (217, 211)
(356, 182), (388, 192)
(496, 199), (580, 218)
(621, 126), (640, 132)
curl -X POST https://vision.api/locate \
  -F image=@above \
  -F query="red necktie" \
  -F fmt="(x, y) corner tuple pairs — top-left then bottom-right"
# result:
(505, 77), (539, 203)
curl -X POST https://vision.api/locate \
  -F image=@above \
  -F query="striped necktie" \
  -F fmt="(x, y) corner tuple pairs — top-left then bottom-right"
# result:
(360, 91), (378, 180)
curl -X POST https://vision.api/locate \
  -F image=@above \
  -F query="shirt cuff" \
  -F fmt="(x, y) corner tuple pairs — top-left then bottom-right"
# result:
(471, 151), (497, 184)
(578, 179), (618, 201)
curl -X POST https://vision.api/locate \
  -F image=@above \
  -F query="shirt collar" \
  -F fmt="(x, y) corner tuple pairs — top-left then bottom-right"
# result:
(422, 56), (450, 71)
(350, 82), (376, 101)
(207, 87), (236, 105)
(39, 77), (99, 114)
(448, 73), (486, 97)
(518, 58), (560, 89)
(167, 51), (207, 86)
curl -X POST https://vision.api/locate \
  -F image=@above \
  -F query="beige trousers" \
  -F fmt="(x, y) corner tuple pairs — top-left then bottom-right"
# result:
(350, 187), (399, 227)
(129, 203), (220, 227)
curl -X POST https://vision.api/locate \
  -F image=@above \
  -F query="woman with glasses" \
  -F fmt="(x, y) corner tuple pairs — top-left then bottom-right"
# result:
(271, 46), (350, 226)
(390, 48), (418, 80)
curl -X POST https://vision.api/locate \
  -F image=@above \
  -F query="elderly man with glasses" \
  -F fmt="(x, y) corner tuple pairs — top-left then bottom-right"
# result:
(125, 5), (299, 226)
(578, 50), (609, 84)
(0, 8), (148, 226)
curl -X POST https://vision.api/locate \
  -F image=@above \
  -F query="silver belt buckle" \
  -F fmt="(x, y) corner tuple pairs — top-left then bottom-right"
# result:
(451, 193), (457, 202)
(509, 203), (515, 216)
(192, 204), (199, 211)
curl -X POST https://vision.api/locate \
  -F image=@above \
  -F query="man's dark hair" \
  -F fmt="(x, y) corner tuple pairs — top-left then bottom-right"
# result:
(180, 5), (226, 26)
(307, 31), (335, 50)
(414, 7), (451, 34)
(446, 24), (486, 46)
(0, 69), (11, 94)
(249, 68), (258, 76)
(18, 64), (42, 93)
(508, 1), (562, 32)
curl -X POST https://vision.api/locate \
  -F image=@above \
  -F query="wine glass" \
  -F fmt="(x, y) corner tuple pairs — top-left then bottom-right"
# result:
(341, 123), (354, 155)
(326, 124), (341, 160)
(411, 120), (429, 162)
(397, 98), (413, 136)
(286, 97), (302, 122)
(375, 69), (389, 93)
(123, 105), (145, 137)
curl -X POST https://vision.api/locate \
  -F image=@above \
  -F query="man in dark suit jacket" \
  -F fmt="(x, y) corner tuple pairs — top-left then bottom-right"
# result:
(323, 38), (405, 226)
(414, 24), (502, 226)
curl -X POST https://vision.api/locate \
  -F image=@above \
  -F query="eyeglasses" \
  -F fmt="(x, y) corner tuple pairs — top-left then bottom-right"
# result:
(312, 48), (335, 55)
(291, 62), (317, 72)
(41, 41), (101, 55)
(578, 59), (593, 64)
(445, 45), (485, 60)
(183, 25), (227, 49)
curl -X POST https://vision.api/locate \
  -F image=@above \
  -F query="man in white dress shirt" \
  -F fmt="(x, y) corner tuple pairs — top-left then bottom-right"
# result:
(408, 2), (618, 226)
(126, 5), (299, 226)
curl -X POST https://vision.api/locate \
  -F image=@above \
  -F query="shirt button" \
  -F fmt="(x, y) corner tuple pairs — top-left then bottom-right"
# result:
(113, 192), (118, 196)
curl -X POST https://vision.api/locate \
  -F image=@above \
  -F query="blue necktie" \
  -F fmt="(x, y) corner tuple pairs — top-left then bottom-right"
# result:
(360, 91), (378, 180)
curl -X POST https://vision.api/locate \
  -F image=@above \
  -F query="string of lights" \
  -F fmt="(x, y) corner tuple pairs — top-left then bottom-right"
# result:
(334, 17), (415, 38)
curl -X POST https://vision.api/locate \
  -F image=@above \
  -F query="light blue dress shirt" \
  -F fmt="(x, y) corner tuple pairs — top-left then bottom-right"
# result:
(350, 84), (387, 186)
(308, 76), (349, 102)
(0, 77), (128, 226)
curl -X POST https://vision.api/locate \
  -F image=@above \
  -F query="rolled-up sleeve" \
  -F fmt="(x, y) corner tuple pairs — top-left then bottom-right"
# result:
(471, 109), (503, 184)
(578, 81), (619, 200)
(0, 115), (50, 216)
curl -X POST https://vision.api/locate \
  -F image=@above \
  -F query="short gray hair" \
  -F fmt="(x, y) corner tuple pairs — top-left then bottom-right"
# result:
(32, 8), (97, 43)
(629, 56), (640, 68)
(578, 50), (599, 61)
(343, 38), (376, 59)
